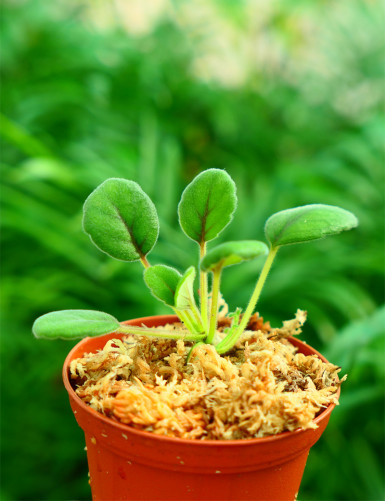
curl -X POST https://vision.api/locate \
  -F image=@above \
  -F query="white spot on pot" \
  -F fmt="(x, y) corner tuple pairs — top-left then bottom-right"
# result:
(127, 461), (132, 465)
(122, 433), (128, 440)
(84, 446), (87, 451)
(91, 437), (97, 445)
(101, 433), (108, 438)
(180, 460), (185, 465)
(215, 470), (221, 474)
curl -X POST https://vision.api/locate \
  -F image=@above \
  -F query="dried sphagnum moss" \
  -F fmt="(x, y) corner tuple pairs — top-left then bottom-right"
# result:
(70, 310), (345, 440)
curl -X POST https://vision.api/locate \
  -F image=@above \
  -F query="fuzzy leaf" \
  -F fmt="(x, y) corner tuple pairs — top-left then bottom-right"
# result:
(175, 266), (198, 310)
(265, 204), (358, 248)
(144, 265), (182, 306)
(83, 178), (159, 261)
(178, 169), (237, 244)
(200, 240), (269, 272)
(32, 310), (120, 340)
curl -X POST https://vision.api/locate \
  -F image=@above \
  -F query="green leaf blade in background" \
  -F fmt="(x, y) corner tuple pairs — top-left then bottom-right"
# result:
(143, 264), (182, 306)
(83, 178), (159, 261)
(265, 204), (358, 248)
(200, 240), (269, 272)
(32, 310), (120, 339)
(178, 168), (237, 244)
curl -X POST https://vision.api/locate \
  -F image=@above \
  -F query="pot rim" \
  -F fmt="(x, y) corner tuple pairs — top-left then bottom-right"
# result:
(63, 314), (340, 447)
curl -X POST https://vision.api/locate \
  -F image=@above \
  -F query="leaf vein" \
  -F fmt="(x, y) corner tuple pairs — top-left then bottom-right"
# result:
(114, 206), (144, 258)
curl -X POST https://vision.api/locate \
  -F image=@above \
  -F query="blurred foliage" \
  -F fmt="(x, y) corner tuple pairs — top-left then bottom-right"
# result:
(1, 0), (384, 500)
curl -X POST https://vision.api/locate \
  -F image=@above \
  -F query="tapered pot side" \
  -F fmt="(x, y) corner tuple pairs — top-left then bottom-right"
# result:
(63, 315), (340, 501)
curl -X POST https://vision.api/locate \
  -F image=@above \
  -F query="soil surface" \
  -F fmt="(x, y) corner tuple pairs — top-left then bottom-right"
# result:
(70, 310), (344, 440)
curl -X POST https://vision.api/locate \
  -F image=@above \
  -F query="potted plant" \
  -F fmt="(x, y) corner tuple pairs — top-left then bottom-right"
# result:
(33, 169), (358, 501)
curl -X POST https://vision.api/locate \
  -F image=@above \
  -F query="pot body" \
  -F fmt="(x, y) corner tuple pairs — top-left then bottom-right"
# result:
(63, 315), (339, 501)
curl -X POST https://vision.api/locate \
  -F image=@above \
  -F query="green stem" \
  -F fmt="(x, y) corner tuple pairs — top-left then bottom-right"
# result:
(140, 255), (151, 269)
(199, 242), (209, 333)
(191, 302), (203, 328)
(215, 246), (279, 354)
(176, 308), (201, 334)
(116, 324), (205, 342)
(206, 267), (222, 344)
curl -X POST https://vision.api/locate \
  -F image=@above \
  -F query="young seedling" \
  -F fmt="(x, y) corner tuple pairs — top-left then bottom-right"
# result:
(33, 170), (358, 355)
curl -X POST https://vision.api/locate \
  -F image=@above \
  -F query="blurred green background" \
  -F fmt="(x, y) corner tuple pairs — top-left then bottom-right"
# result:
(1, 0), (384, 500)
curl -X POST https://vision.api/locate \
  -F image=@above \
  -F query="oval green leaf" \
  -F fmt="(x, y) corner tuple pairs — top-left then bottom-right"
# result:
(265, 204), (359, 248)
(32, 310), (120, 340)
(178, 169), (237, 244)
(174, 266), (197, 310)
(143, 264), (182, 306)
(200, 240), (269, 272)
(83, 178), (159, 262)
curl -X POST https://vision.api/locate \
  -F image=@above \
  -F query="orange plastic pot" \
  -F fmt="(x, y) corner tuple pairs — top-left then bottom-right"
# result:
(63, 315), (340, 501)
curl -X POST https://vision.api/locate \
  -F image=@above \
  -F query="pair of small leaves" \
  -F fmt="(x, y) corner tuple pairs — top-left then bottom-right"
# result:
(265, 204), (358, 248)
(144, 240), (269, 309)
(83, 169), (237, 263)
(143, 265), (197, 311)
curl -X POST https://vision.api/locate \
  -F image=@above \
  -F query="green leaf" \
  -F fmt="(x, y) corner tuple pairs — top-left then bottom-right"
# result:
(178, 169), (237, 244)
(83, 178), (159, 262)
(143, 264), (182, 306)
(325, 306), (385, 369)
(265, 204), (358, 248)
(32, 310), (120, 340)
(200, 240), (269, 272)
(174, 266), (198, 310)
